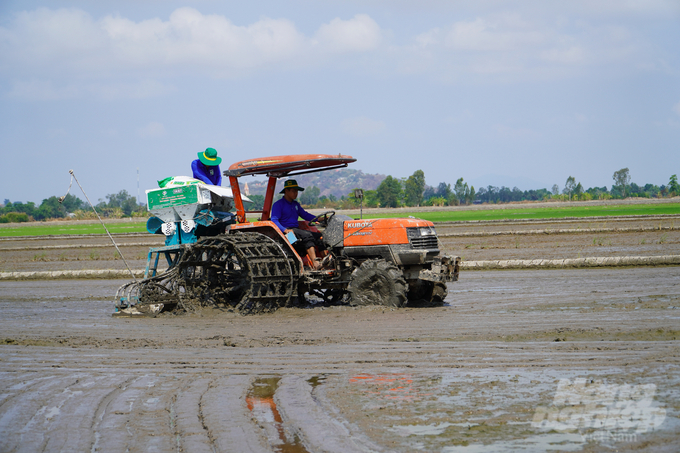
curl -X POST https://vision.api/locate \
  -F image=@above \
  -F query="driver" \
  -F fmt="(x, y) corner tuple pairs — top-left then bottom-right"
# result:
(271, 179), (325, 270)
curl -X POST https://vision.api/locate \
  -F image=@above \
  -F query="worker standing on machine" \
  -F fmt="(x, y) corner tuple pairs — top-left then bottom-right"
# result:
(191, 148), (222, 186)
(271, 179), (324, 270)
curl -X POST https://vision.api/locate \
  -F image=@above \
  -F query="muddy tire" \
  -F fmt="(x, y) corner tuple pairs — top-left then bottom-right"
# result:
(407, 280), (448, 306)
(431, 282), (448, 302)
(348, 259), (408, 307)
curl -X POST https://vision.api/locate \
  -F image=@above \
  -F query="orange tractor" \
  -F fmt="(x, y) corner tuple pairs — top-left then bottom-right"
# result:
(116, 154), (459, 315)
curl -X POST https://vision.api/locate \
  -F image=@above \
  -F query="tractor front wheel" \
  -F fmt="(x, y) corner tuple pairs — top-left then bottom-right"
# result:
(348, 259), (408, 307)
(407, 280), (448, 306)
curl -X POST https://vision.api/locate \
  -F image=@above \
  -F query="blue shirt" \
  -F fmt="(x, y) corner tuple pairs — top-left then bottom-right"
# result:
(191, 159), (222, 186)
(271, 197), (315, 232)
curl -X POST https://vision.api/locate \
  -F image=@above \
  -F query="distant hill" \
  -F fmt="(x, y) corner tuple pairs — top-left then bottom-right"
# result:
(241, 168), (386, 198)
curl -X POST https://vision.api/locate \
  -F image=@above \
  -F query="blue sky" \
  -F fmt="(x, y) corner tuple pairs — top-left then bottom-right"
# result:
(1, 0), (679, 204)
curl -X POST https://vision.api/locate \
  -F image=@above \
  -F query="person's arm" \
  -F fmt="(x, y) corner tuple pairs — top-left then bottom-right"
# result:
(191, 160), (212, 184)
(214, 165), (222, 186)
(297, 203), (316, 222)
(270, 200), (287, 233)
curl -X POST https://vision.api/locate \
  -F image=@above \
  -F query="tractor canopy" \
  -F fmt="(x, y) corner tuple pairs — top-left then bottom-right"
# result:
(223, 154), (356, 223)
(224, 154), (356, 178)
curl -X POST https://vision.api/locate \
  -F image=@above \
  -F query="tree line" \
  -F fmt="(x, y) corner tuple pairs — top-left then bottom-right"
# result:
(0, 190), (145, 223)
(2, 169), (678, 222)
(294, 168), (679, 209)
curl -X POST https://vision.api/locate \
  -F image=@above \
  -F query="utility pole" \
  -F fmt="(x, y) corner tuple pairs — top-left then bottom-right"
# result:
(354, 188), (364, 219)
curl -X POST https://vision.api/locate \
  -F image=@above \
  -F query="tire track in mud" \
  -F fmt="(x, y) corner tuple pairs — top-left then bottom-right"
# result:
(0, 375), (84, 453)
(2, 341), (677, 374)
(0, 344), (678, 452)
(35, 374), (133, 453)
(275, 375), (381, 453)
(0, 373), (54, 408)
(173, 377), (215, 453)
(201, 375), (271, 453)
(90, 375), (136, 453)
(92, 374), (177, 452)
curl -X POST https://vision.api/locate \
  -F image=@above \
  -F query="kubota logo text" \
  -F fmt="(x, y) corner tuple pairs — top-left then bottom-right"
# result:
(346, 222), (372, 229)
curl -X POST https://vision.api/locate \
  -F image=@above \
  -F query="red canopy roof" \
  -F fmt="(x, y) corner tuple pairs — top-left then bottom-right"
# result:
(224, 154), (356, 178)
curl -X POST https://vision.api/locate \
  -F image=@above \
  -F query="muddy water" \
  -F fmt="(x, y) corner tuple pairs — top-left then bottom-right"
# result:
(1, 267), (679, 452)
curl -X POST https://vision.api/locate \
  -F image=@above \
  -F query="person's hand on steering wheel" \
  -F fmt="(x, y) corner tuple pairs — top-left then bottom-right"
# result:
(310, 210), (335, 227)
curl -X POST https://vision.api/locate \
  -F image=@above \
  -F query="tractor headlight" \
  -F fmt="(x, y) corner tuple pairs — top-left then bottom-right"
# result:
(419, 227), (436, 236)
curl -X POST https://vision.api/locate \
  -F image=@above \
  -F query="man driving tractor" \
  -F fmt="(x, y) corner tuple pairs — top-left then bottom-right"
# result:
(271, 179), (325, 270)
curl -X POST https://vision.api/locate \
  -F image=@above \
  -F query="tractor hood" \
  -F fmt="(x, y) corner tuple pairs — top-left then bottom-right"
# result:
(342, 218), (436, 247)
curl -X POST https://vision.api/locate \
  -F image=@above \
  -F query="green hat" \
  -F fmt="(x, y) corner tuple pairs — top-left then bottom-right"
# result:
(198, 148), (221, 166)
(280, 179), (305, 193)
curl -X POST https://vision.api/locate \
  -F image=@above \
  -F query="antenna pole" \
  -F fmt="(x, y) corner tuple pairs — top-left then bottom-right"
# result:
(67, 170), (137, 282)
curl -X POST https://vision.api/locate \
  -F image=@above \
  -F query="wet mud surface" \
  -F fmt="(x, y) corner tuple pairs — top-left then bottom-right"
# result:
(439, 217), (679, 262)
(1, 267), (679, 452)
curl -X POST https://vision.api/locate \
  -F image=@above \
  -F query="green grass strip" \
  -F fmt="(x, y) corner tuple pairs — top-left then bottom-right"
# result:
(1, 203), (678, 237)
(357, 203), (680, 222)
(0, 222), (148, 237)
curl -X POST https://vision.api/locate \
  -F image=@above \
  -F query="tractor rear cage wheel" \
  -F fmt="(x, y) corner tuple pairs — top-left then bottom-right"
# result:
(183, 232), (297, 314)
(128, 232), (297, 315)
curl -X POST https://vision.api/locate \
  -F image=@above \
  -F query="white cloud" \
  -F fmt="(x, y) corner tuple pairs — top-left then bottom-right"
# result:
(0, 7), (385, 82)
(673, 101), (680, 116)
(341, 116), (386, 137)
(444, 16), (544, 52)
(100, 8), (306, 70)
(566, 0), (680, 16)
(87, 80), (176, 100)
(415, 28), (440, 48)
(540, 46), (586, 65)
(401, 9), (657, 79)
(7, 79), (79, 100)
(314, 14), (382, 52)
(0, 5), (672, 91)
(138, 121), (166, 138)
(6, 78), (175, 101)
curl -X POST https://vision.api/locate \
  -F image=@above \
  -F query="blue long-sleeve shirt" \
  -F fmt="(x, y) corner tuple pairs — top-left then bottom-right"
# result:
(191, 159), (222, 186)
(271, 197), (315, 232)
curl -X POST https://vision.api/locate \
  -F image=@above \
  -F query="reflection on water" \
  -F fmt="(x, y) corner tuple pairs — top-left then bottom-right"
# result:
(343, 371), (654, 452)
(307, 374), (327, 388)
(441, 433), (585, 452)
(246, 377), (309, 453)
(350, 373), (431, 401)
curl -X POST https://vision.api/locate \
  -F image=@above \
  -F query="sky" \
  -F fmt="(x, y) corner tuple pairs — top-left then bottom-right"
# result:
(1, 0), (679, 205)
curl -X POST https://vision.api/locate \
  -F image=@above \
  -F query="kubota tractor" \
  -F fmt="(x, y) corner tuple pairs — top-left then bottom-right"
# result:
(115, 154), (459, 315)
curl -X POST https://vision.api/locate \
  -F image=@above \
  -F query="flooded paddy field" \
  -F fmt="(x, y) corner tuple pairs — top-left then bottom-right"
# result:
(1, 266), (679, 452)
(1, 215), (679, 274)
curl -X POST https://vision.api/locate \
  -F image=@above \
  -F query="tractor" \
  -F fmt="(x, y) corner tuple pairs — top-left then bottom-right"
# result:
(115, 154), (459, 315)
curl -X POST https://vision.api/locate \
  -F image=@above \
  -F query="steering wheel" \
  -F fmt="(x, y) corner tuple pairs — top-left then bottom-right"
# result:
(310, 211), (335, 227)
